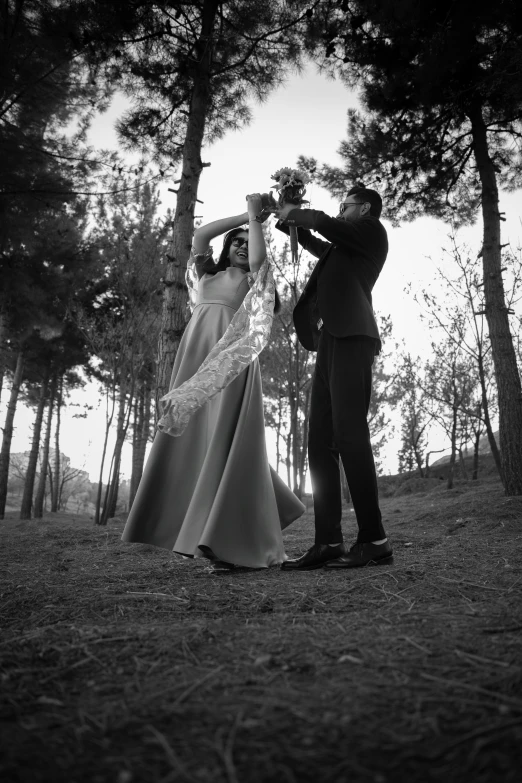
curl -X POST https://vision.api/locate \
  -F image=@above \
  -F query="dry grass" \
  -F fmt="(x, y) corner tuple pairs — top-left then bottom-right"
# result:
(1, 477), (522, 783)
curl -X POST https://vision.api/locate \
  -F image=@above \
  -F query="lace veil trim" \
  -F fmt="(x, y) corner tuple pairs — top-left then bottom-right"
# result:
(157, 247), (274, 437)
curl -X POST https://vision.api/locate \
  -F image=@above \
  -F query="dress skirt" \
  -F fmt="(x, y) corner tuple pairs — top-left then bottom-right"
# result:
(122, 299), (305, 568)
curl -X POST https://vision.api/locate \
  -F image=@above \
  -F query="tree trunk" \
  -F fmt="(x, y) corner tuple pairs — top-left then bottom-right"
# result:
(477, 350), (503, 481)
(129, 392), (140, 508)
(156, 0), (220, 404)
(286, 432), (292, 488)
(447, 405), (458, 490)
(101, 374), (131, 523)
(59, 475), (67, 510)
(34, 375), (56, 518)
(51, 375), (62, 512)
(95, 382), (116, 525)
(0, 350), (24, 519)
(425, 449), (445, 478)
(129, 381), (151, 508)
(99, 452), (114, 526)
(472, 430), (481, 481)
(20, 366), (50, 519)
(470, 105), (522, 495)
(140, 382), (152, 480)
(413, 432), (425, 478)
(275, 391), (282, 475)
(289, 389), (300, 497)
(105, 459), (120, 522)
(0, 362), (4, 405)
(47, 463), (53, 509)
(298, 381), (312, 497)
(110, 471), (121, 518)
(458, 447), (468, 481)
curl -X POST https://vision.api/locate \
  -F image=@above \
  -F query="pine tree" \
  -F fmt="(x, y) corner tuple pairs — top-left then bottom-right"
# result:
(72, 179), (169, 523)
(83, 0), (313, 397)
(303, 0), (522, 494)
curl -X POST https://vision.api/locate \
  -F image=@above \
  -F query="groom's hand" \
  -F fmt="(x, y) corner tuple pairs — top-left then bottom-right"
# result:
(277, 202), (302, 221)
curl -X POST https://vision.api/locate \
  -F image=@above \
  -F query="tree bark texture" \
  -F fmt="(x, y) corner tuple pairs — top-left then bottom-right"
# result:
(477, 351), (503, 481)
(156, 0), (220, 405)
(298, 381), (312, 496)
(0, 350), (24, 519)
(51, 376), (62, 512)
(447, 402), (458, 490)
(473, 430), (481, 481)
(20, 365), (50, 519)
(130, 394), (140, 507)
(275, 391), (283, 475)
(413, 426), (425, 477)
(34, 374), (56, 518)
(470, 105), (522, 495)
(130, 381), (151, 508)
(95, 383), (116, 525)
(99, 453), (114, 526)
(102, 374), (132, 523)
(105, 461), (120, 522)
(47, 463), (54, 507)
(107, 454), (121, 519)
(286, 432), (292, 488)
(288, 386), (300, 498)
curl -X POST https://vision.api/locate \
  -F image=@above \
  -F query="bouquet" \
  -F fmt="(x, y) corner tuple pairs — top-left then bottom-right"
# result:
(271, 167), (310, 263)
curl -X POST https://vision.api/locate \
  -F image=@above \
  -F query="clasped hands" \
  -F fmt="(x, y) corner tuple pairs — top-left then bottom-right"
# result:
(245, 192), (301, 223)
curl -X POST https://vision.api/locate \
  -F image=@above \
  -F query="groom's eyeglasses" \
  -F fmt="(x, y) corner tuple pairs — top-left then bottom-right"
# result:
(339, 200), (363, 213)
(231, 237), (249, 249)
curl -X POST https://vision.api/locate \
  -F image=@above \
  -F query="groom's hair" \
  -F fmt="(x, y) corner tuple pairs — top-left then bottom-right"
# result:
(346, 185), (383, 218)
(200, 226), (281, 314)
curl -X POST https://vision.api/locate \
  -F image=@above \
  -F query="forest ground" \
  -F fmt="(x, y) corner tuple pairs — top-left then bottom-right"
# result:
(1, 476), (522, 783)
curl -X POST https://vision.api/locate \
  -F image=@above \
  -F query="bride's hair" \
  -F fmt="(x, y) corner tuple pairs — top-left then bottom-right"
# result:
(200, 227), (281, 313)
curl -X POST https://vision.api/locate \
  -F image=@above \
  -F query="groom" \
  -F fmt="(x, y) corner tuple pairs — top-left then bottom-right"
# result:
(276, 186), (393, 570)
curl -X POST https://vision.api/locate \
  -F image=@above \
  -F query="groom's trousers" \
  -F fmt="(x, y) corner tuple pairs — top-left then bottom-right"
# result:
(308, 328), (386, 545)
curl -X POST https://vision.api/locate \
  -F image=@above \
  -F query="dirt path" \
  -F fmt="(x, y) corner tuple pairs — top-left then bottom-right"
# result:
(1, 478), (521, 782)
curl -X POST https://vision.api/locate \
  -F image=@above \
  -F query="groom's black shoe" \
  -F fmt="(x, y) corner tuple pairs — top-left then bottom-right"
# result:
(281, 543), (345, 571)
(324, 541), (393, 569)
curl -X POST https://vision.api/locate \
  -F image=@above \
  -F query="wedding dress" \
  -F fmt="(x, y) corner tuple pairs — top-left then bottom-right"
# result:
(121, 248), (305, 568)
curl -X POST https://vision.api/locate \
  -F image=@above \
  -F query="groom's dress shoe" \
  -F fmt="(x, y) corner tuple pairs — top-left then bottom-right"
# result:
(324, 541), (393, 569)
(281, 543), (345, 571)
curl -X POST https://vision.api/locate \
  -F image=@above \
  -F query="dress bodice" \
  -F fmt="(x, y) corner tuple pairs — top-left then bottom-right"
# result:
(195, 267), (251, 312)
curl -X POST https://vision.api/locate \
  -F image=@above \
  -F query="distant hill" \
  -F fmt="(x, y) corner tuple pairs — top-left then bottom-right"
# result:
(430, 431), (499, 468)
(377, 431), (501, 498)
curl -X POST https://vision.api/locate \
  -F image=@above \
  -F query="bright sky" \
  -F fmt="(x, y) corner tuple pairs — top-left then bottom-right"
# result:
(3, 63), (521, 484)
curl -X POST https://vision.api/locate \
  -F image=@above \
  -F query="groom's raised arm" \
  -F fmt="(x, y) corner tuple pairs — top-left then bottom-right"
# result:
(275, 217), (330, 259)
(284, 208), (387, 267)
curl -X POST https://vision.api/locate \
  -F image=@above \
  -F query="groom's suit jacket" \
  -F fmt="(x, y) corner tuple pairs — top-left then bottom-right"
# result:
(277, 209), (388, 353)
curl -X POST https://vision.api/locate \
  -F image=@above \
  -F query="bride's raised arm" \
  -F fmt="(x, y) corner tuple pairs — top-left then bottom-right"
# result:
(246, 193), (266, 275)
(192, 210), (249, 255)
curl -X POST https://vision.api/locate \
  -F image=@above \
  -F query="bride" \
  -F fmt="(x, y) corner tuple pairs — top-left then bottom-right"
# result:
(121, 193), (305, 569)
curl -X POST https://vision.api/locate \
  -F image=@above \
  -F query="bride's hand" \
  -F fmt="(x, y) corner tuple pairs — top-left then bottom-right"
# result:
(246, 193), (263, 220)
(247, 192), (277, 223)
